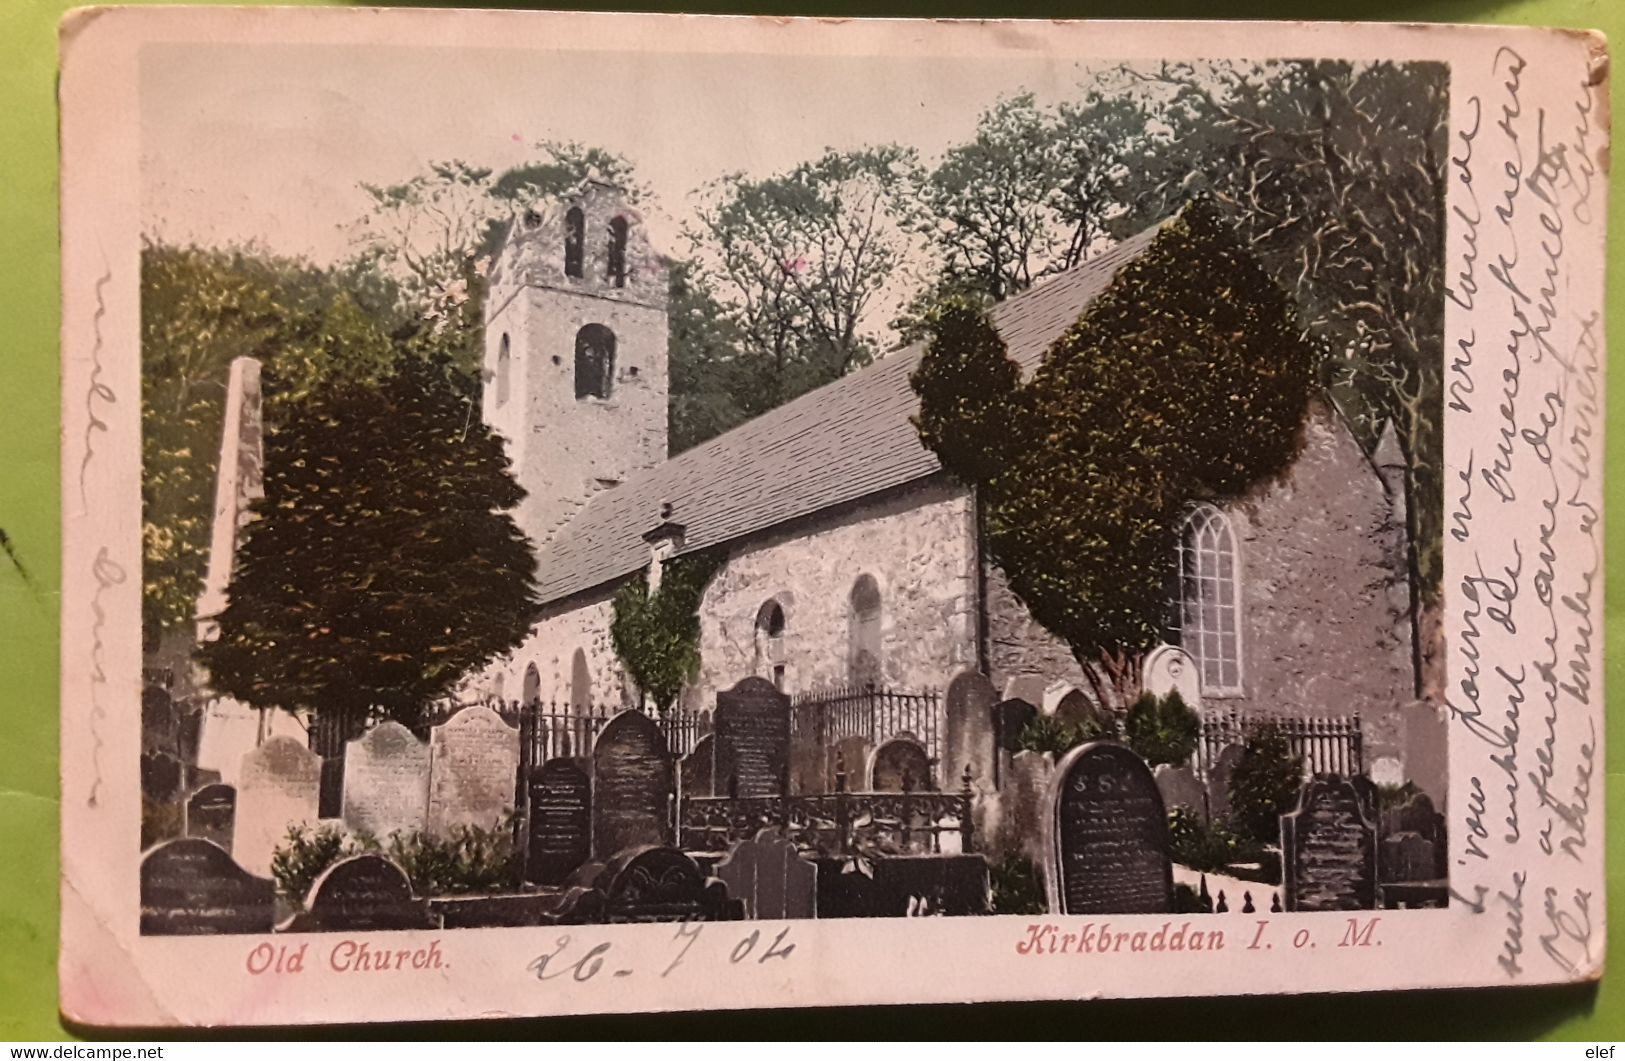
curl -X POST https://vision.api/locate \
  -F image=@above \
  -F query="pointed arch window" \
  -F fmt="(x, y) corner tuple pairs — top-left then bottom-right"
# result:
(848, 574), (882, 688)
(564, 207), (585, 279)
(607, 216), (630, 288)
(522, 662), (542, 707)
(1175, 506), (1243, 695)
(495, 332), (512, 406)
(755, 600), (787, 691)
(575, 324), (616, 400)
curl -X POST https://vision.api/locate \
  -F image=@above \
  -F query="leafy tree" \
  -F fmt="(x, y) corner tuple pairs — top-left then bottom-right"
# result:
(141, 244), (404, 648)
(910, 92), (1173, 310)
(196, 355), (542, 728)
(687, 146), (923, 408)
(609, 552), (723, 712)
(667, 259), (751, 453)
(1124, 59), (1448, 689)
(1122, 690), (1201, 767)
(911, 201), (1311, 710)
(1228, 724), (1305, 845)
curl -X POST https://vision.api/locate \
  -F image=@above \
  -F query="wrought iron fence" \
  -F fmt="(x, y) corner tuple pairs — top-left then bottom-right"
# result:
(1198, 708), (1364, 779)
(424, 697), (712, 769)
(790, 684), (942, 770)
(679, 787), (974, 858)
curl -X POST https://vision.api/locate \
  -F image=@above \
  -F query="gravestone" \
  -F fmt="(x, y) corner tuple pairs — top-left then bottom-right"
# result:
(1002, 675), (1047, 706)
(1206, 743), (1245, 820)
(1046, 742), (1172, 915)
(1380, 792), (1447, 882)
(427, 706), (520, 836)
(992, 698), (1039, 789)
(185, 783), (237, 851)
(141, 837), (275, 935)
(943, 670), (997, 794)
(595, 846), (743, 922)
(1142, 644), (1202, 709)
(993, 699), (1039, 753)
(999, 750), (1055, 868)
(141, 752), (184, 804)
(281, 854), (439, 932)
(1042, 680), (1079, 715)
(1280, 776), (1378, 911)
(1053, 690), (1107, 732)
(870, 737), (931, 792)
(1154, 764), (1205, 814)
(592, 710), (675, 859)
(715, 828), (817, 920)
(829, 734), (874, 791)
(526, 758), (592, 886)
(233, 736), (321, 876)
(680, 734), (716, 799)
(713, 677), (791, 798)
(342, 721), (431, 841)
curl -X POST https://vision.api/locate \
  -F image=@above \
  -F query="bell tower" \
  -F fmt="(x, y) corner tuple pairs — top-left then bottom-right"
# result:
(482, 182), (670, 550)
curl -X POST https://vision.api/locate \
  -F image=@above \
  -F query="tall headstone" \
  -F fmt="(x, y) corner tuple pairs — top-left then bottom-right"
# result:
(195, 356), (264, 644)
(141, 838), (275, 936)
(679, 734), (716, 799)
(1046, 742), (1172, 915)
(341, 721), (431, 840)
(233, 736), (320, 876)
(592, 710), (675, 859)
(715, 828), (817, 920)
(184, 783), (237, 851)
(1281, 776), (1378, 911)
(282, 854), (439, 932)
(525, 758), (592, 886)
(943, 670), (997, 794)
(870, 737), (931, 792)
(713, 677), (791, 798)
(427, 706), (520, 836)
(1142, 644), (1203, 710)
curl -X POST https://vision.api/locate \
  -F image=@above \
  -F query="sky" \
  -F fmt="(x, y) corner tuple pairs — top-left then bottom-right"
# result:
(140, 40), (1104, 267)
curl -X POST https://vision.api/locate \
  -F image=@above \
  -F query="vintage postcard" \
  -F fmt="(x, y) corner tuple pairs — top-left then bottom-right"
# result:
(59, 8), (1607, 1027)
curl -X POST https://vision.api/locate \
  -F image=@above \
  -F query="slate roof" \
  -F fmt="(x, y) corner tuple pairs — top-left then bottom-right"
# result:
(531, 217), (1173, 606)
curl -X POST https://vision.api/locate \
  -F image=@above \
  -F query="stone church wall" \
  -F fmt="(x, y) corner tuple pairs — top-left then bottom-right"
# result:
(985, 401), (1417, 760)
(693, 478), (980, 707)
(483, 591), (634, 710)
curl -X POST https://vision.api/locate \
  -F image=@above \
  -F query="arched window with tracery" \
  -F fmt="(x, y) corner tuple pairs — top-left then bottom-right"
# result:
(755, 600), (787, 691)
(564, 207), (585, 278)
(607, 217), (630, 288)
(495, 333), (512, 406)
(575, 324), (616, 400)
(847, 574), (882, 688)
(1175, 505), (1243, 695)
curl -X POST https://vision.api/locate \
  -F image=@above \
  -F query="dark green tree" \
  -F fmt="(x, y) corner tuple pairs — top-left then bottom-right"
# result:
(196, 356), (542, 728)
(141, 244), (406, 649)
(912, 201), (1311, 710)
(1228, 724), (1305, 845)
(610, 553), (723, 712)
(667, 259), (751, 453)
(1122, 690), (1201, 767)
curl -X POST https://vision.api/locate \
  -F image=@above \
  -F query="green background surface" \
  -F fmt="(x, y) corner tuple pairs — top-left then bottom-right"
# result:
(1, 0), (1619, 1040)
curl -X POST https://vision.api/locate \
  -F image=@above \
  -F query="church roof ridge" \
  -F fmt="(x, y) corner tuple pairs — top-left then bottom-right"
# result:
(529, 212), (1180, 608)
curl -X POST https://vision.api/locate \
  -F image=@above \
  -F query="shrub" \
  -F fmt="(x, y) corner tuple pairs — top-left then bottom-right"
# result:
(1377, 780), (1422, 811)
(1167, 807), (1274, 877)
(1015, 709), (1120, 756)
(1228, 724), (1304, 843)
(270, 822), (377, 906)
(386, 818), (519, 895)
(140, 798), (184, 850)
(1122, 690), (1201, 767)
(989, 855), (1048, 915)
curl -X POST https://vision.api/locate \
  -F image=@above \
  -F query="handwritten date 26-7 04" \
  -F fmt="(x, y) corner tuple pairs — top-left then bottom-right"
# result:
(527, 923), (795, 985)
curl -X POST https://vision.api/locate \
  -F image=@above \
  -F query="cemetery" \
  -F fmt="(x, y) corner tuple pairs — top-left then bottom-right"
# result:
(141, 658), (1448, 934)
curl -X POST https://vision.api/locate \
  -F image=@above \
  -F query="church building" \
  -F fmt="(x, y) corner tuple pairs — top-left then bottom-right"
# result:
(473, 183), (1423, 769)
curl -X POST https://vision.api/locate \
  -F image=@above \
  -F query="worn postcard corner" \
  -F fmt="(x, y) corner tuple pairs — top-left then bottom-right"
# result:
(57, 7), (1608, 1026)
